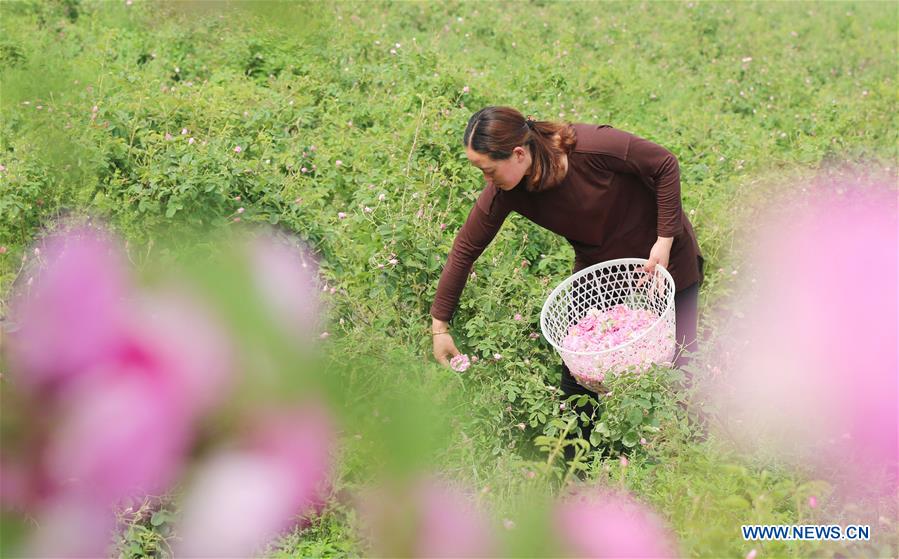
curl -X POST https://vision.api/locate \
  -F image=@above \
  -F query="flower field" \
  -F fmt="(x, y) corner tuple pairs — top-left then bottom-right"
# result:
(0, 1), (896, 557)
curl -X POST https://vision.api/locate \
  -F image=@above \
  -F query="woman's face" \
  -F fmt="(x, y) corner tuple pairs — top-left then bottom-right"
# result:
(465, 145), (531, 191)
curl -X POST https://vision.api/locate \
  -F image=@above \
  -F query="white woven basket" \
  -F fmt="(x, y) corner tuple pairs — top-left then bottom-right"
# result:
(539, 258), (676, 392)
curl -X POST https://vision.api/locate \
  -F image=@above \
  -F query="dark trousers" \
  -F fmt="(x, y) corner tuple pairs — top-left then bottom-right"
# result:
(558, 281), (701, 458)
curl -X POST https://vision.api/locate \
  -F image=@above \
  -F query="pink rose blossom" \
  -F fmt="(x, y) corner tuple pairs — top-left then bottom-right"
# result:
(44, 370), (191, 506)
(14, 260), (234, 508)
(175, 407), (335, 558)
(23, 498), (115, 558)
(9, 228), (130, 392)
(9, 229), (237, 507)
(234, 146), (242, 153)
(249, 234), (322, 341)
(513, 313), (523, 321)
(129, 291), (235, 418)
(338, 212), (347, 219)
(553, 488), (678, 558)
(450, 354), (470, 373)
(708, 179), (897, 502)
(357, 479), (496, 558)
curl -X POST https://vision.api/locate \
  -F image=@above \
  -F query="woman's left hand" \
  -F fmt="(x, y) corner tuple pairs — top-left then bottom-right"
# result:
(645, 236), (673, 273)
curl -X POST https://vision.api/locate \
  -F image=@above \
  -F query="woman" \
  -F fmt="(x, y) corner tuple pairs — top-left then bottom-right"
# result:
(430, 106), (703, 414)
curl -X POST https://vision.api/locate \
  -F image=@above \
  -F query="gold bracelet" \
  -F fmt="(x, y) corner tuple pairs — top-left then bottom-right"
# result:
(431, 331), (450, 336)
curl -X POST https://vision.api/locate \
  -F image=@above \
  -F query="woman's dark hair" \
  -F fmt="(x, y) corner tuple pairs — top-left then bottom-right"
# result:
(463, 106), (577, 192)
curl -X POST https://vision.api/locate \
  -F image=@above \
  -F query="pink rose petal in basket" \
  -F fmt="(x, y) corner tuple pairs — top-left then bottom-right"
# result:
(561, 305), (659, 354)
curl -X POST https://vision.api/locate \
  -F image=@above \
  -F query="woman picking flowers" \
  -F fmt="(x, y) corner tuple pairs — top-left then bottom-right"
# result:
(429, 106), (703, 431)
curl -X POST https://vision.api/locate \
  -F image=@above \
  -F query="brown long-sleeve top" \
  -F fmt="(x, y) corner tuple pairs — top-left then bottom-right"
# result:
(430, 123), (704, 322)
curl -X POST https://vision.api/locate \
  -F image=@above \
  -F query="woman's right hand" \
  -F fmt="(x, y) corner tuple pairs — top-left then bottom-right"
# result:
(431, 319), (460, 367)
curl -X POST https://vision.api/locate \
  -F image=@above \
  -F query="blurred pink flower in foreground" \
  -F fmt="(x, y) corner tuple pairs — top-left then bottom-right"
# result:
(174, 406), (336, 558)
(4, 227), (240, 553)
(9, 228), (130, 393)
(415, 480), (496, 557)
(23, 497), (115, 558)
(9, 230), (236, 506)
(708, 176), (898, 500)
(357, 478), (495, 558)
(249, 233), (323, 341)
(43, 370), (190, 507)
(553, 488), (678, 558)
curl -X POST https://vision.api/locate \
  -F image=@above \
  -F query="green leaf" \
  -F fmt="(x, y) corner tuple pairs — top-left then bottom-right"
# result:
(165, 203), (180, 218)
(627, 407), (644, 427)
(150, 510), (172, 527)
(622, 430), (639, 447)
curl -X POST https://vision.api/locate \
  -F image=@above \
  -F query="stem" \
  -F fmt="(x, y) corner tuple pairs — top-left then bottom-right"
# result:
(545, 416), (576, 469)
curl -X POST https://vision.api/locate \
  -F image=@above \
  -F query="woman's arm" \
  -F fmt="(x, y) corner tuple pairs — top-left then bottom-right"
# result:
(429, 185), (511, 323)
(585, 128), (684, 239)
(584, 128), (684, 272)
(430, 186), (510, 367)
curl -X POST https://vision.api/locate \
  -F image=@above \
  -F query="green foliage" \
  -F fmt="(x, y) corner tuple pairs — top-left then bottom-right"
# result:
(115, 496), (178, 559)
(592, 366), (684, 452)
(1, 1), (896, 558)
